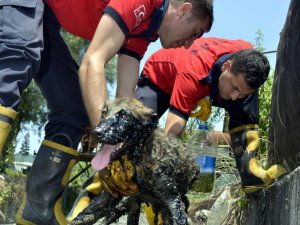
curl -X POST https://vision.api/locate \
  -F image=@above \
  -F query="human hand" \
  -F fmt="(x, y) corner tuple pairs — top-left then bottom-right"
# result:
(190, 97), (212, 121)
(81, 126), (98, 153)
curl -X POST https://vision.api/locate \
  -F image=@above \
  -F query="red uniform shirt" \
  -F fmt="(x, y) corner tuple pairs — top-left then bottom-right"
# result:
(44, 0), (165, 59)
(141, 37), (253, 116)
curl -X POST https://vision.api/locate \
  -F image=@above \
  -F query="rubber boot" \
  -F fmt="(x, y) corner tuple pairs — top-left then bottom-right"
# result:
(230, 125), (287, 193)
(0, 106), (17, 157)
(16, 140), (79, 225)
(67, 172), (104, 221)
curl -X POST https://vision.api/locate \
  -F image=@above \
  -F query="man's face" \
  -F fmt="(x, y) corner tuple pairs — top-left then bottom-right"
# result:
(159, 3), (210, 49)
(218, 60), (256, 101)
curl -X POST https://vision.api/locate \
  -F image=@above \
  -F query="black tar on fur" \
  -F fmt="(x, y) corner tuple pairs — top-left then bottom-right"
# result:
(71, 98), (199, 225)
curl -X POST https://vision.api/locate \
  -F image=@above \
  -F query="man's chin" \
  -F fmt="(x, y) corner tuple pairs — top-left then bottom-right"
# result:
(161, 43), (172, 49)
(159, 39), (169, 49)
(160, 40), (180, 49)
(220, 94), (230, 100)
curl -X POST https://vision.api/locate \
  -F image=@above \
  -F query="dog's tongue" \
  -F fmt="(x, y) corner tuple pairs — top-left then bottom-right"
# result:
(91, 144), (117, 171)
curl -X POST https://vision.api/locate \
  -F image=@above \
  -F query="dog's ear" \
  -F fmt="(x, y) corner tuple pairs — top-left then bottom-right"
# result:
(150, 111), (159, 124)
(99, 103), (109, 123)
(142, 111), (159, 132)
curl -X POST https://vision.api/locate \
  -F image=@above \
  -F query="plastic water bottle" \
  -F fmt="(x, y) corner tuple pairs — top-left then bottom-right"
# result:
(189, 122), (217, 192)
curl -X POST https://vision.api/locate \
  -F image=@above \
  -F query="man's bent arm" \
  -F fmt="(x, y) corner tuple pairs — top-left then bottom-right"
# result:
(165, 112), (187, 137)
(116, 54), (140, 98)
(79, 14), (126, 127)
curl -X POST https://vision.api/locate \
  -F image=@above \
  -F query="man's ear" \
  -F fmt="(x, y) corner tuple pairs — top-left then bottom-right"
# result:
(177, 2), (192, 18)
(221, 60), (231, 72)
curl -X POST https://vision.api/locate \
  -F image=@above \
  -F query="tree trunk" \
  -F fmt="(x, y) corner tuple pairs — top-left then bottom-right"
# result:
(268, 0), (300, 171)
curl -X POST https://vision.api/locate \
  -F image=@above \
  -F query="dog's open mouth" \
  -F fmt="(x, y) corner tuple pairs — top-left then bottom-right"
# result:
(91, 143), (124, 171)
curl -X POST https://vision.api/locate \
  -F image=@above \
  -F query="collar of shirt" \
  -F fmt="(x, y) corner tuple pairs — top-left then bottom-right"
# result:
(207, 53), (232, 103)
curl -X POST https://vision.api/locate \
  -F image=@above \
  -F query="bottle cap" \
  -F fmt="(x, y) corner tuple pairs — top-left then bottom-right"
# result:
(197, 120), (208, 130)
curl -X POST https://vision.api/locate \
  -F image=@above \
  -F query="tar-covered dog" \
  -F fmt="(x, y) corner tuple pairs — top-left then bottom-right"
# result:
(71, 98), (199, 225)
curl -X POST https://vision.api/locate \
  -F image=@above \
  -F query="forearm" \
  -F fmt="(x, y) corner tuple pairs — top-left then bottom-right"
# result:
(116, 54), (140, 98)
(164, 112), (187, 137)
(79, 56), (108, 127)
(78, 14), (126, 126)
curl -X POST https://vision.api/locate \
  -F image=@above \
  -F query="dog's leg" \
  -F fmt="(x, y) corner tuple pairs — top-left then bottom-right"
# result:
(70, 192), (115, 225)
(160, 206), (174, 225)
(126, 198), (141, 225)
(151, 167), (188, 225)
(103, 196), (140, 225)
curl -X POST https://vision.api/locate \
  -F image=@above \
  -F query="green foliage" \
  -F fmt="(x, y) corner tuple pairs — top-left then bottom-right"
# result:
(5, 167), (25, 178)
(60, 30), (117, 86)
(207, 106), (225, 129)
(19, 133), (30, 156)
(69, 162), (93, 186)
(253, 29), (273, 156)
(0, 161), (6, 173)
(19, 81), (48, 130)
(180, 118), (197, 143)
(253, 29), (266, 52)
(0, 184), (12, 205)
(60, 29), (89, 65)
(258, 73), (273, 155)
(105, 56), (117, 86)
(0, 172), (26, 215)
(235, 193), (249, 209)
(2, 81), (47, 165)
(61, 161), (93, 213)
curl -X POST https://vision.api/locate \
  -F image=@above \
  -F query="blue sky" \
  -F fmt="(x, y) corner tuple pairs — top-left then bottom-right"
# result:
(19, 1), (291, 153)
(141, 0), (290, 71)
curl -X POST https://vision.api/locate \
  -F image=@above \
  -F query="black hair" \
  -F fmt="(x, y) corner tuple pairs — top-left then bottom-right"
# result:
(179, 0), (214, 32)
(230, 49), (270, 89)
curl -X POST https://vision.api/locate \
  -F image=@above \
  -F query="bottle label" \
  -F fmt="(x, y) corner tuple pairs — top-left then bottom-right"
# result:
(195, 155), (216, 173)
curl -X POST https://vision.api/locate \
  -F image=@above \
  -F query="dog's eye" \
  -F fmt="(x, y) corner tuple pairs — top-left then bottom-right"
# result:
(122, 114), (130, 121)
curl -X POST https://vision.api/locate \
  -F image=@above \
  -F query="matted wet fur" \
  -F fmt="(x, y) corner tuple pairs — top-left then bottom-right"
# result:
(71, 98), (199, 225)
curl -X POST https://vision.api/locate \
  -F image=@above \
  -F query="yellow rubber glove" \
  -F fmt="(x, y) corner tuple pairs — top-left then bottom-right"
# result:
(143, 203), (163, 225)
(99, 155), (138, 198)
(190, 96), (212, 122)
(230, 125), (287, 193)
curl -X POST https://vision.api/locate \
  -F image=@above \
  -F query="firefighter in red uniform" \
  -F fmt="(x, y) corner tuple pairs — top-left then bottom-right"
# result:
(135, 37), (286, 196)
(0, 0), (214, 224)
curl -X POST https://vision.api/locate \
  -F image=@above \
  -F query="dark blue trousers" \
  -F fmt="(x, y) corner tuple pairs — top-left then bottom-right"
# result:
(0, 0), (89, 148)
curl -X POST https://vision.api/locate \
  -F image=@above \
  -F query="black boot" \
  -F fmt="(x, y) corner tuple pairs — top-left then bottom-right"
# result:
(16, 140), (79, 225)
